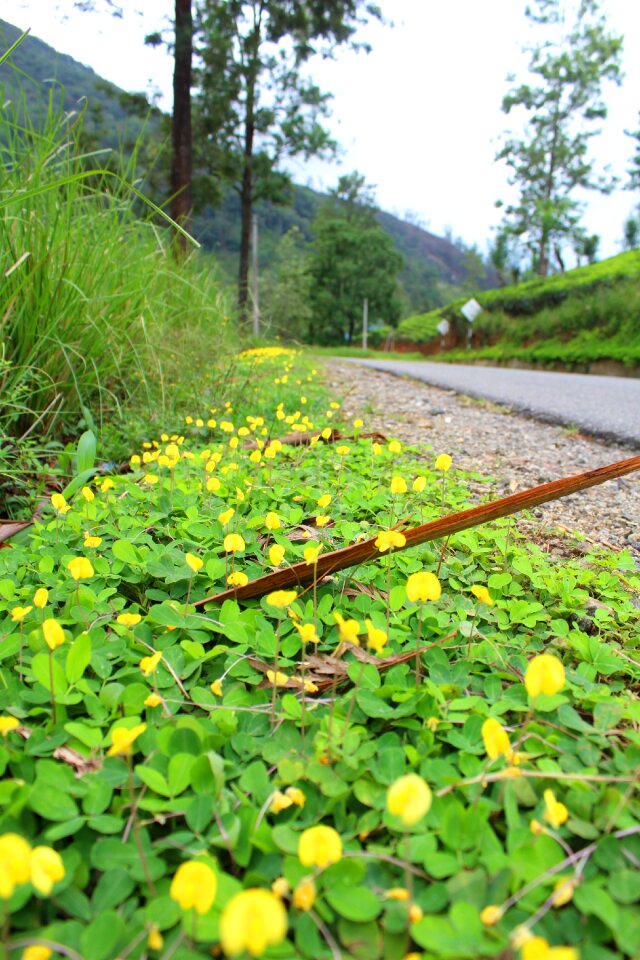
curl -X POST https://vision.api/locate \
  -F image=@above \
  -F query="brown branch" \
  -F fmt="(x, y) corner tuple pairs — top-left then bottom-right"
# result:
(196, 454), (640, 607)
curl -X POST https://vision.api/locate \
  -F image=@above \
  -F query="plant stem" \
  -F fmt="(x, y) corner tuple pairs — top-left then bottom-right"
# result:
(127, 758), (156, 895)
(270, 619), (282, 730)
(414, 604), (424, 688)
(49, 650), (57, 724)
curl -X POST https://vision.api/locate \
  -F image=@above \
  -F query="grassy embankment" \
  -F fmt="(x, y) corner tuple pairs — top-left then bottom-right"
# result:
(396, 253), (640, 370)
(1, 40), (640, 960)
(0, 56), (233, 517)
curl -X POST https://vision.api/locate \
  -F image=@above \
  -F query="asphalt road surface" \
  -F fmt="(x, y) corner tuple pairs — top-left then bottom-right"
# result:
(340, 358), (640, 448)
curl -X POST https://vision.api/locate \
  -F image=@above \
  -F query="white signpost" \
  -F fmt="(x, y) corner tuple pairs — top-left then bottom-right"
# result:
(461, 298), (482, 349)
(436, 319), (450, 351)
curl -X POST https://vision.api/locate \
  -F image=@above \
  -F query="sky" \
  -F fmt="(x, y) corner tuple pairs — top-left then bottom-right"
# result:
(8, 0), (640, 260)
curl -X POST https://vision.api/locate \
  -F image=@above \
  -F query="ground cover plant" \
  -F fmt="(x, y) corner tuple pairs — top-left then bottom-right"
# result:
(1, 347), (639, 960)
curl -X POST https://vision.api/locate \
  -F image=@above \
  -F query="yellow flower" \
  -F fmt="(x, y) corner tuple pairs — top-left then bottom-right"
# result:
(293, 877), (316, 911)
(390, 475), (408, 494)
(365, 619), (388, 653)
(413, 476), (426, 492)
(304, 544), (322, 565)
(426, 716), (440, 732)
(408, 903), (423, 923)
(525, 654), (565, 698)
(285, 786), (305, 807)
(206, 476), (221, 492)
(315, 514), (331, 527)
(219, 420), (234, 433)
(317, 493), (331, 508)
(143, 473), (159, 485)
(266, 590), (298, 610)
(42, 618), (65, 651)
(353, 418), (363, 428)
(521, 937), (579, 960)
(543, 789), (569, 829)
(84, 534), (102, 548)
(117, 612), (142, 627)
(387, 887), (410, 901)
(0, 833), (31, 899)
(298, 825), (343, 868)
(147, 924), (164, 950)
(388, 440), (401, 454)
(406, 571), (441, 603)
(11, 606), (32, 622)
(270, 791), (294, 814)
(220, 888), (287, 957)
(50, 492), (70, 514)
(106, 723), (147, 757)
(471, 584), (493, 605)
(33, 588), (48, 609)
(375, 530), (407, 552)
(218, 507), (235, 525)
(80, 486), (94, 502)
(530, 819), (544, 835)
(170, 860), (217, 914)
(480, 904), (504, 925)
(30, 845), (65, 895)
(67, 557), (94, 581)
(372, 442), (382, 455)
(334, 611), (360, 644)
(139, 651), (162, 676)
(227, 571), (249, 587)
(185, 553), (203, 573)
(268, 544), (285, 567)
(224, 533), (245, 553)
(481, 717), (513, 761)
(387, 774), (432, 826)
(22, 946), (53, 960)
(335, 445), (350, 455)
(266, 670), (289, 686)
(552, 877), (575, 907)
(295, 622), (319, 644)
(271, 876), (290, 898)
(100, 478), (115, 492)
(435, 454), (452, 471)
(265, 511), (281, 531)
(211, 679), (223, 696)
(0, 717), (20, 736)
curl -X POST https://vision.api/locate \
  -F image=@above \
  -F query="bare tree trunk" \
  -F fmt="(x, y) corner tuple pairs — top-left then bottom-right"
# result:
(238, 132), (253, 321)
(171, 0), (193, 258)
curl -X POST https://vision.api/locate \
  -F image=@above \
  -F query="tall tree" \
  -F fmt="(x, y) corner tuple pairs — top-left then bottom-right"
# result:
(309, 173), (403, 345)
(626, 112), (640, 192)
(171, 0), (193, 256)
(193, 1), (383, 322)
(496, 0), (622, 276)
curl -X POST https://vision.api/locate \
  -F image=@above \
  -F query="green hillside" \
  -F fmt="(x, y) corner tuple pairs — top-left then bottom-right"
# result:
(0, 18), (496, 316)
(396, 251), (640, 369)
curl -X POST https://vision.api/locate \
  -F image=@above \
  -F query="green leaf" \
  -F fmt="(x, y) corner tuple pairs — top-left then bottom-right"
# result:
(76, 429), (97, 474)
(168, 753), (195, 796)
(29, 783), (79, 822)
(136, 765), (171, 798)
(92, 869), (136, 913)
(112, 539), (143, 566)
(80, 910), (126, 960)
(326, 885), (381, 922)
(31, 652), (67, 695)
(66, 631), (92, 684)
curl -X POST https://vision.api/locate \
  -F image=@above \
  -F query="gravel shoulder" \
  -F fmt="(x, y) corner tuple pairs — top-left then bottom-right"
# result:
(325, 360), (640, 562)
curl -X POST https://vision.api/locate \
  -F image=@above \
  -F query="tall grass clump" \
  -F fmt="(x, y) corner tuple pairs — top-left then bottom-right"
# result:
(0, 45), (234, 511)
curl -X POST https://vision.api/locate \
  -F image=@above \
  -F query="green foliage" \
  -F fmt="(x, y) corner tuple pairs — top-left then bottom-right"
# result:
(397, 251), (640, 366)
(496, 0), (623, 275)
(309, 178), (404, 345)
(1, 348), (638, 960)
(0, 64), (233, 514)
(260, 228), (313, 340)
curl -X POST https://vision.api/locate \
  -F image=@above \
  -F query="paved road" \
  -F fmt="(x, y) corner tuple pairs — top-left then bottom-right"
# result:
(340, 358), (640, 448)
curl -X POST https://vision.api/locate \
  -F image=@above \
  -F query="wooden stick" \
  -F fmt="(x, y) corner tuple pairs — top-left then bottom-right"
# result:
(195, 454), (640, 607)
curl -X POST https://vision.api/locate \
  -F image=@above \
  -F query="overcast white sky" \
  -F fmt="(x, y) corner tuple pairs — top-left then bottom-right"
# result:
(7, 0), (640, 259)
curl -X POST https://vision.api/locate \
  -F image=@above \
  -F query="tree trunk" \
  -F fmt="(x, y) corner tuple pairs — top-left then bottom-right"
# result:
(238, 134), (253, 322)
(171, 0), (193, 258)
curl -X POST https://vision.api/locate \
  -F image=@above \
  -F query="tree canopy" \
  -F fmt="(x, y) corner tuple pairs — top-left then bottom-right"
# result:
(496, 0), (623, 276)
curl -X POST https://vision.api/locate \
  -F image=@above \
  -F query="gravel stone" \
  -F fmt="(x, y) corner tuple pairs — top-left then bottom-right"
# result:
(325, 360), (640, 562)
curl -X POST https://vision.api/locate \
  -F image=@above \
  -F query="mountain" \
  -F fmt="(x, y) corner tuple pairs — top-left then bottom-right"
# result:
(0, 18), (495, 315)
